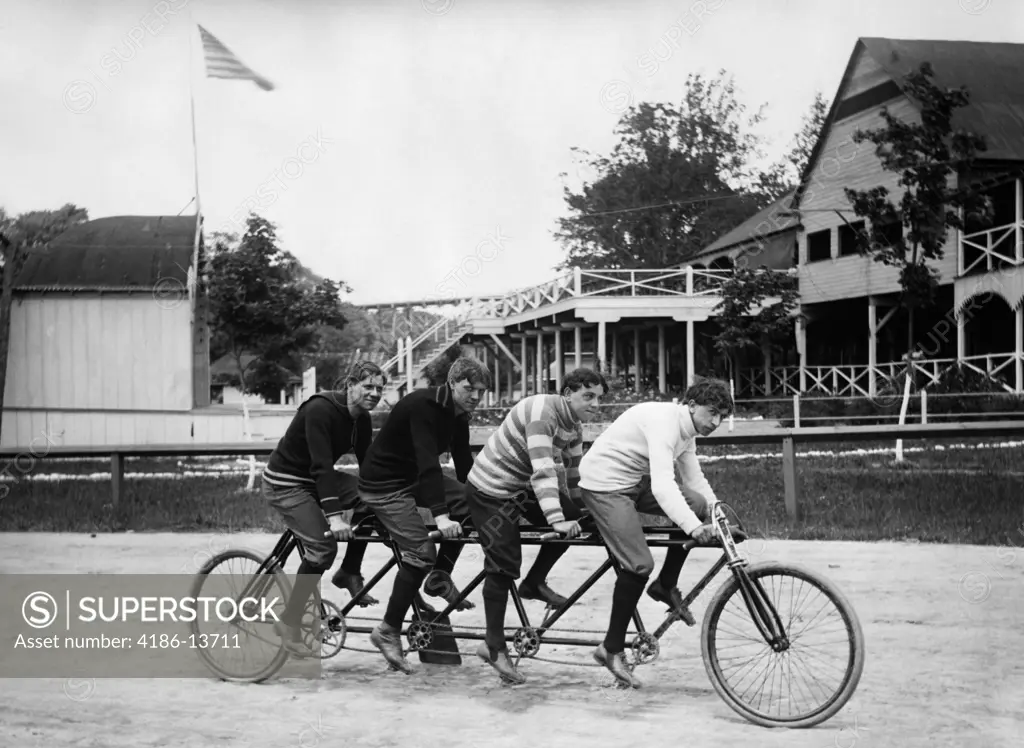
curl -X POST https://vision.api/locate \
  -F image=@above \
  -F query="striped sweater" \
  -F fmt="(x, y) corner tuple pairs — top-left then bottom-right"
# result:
(468, 394), (583, 524)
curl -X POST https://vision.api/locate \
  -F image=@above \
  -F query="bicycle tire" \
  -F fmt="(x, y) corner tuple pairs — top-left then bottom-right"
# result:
(188, 548), (293, 684)
(700, 561), (865, 728)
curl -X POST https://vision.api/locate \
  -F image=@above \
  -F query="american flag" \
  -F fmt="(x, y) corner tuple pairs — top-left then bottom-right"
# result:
(197, 25), (274, 92)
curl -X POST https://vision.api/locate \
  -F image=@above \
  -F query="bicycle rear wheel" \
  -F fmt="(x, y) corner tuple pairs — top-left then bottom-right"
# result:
(188, 549), (292, 683)
(701, 561), (865, 728)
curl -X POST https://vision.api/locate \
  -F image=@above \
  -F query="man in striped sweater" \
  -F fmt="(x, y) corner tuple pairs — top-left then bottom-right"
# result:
(578, 376), (733, 688)
(465, 367), (608, 684)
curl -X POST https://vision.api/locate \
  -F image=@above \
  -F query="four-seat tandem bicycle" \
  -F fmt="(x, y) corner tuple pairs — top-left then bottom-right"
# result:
(188, 499), (865, 729)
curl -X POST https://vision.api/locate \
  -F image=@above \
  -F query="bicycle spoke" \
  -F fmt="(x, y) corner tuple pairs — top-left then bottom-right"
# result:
(788, 595), (841, 640)
(786, 648), (839, 705)
(706, 566), (862, 727)
(788, 642), (850, 678)
(732, 654), (775, 702)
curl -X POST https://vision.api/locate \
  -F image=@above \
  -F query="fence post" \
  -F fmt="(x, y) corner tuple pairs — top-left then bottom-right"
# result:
(111, 452), (124, 507)
(921, 390), (928, 425)
(782, 437), (800, 521)
(729, 379), (735, 432)
(793, 393), (801, 429)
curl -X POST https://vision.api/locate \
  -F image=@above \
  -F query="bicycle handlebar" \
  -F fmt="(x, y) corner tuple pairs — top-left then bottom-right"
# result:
(334, 523), (748, 547)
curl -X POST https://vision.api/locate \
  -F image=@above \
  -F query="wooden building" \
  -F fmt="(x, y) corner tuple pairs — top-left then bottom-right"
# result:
(792, 37), (1024, 397)
(7, 38), (1019, 451)
(382, 37), (1024, 401)
(2, 215), (230, 447)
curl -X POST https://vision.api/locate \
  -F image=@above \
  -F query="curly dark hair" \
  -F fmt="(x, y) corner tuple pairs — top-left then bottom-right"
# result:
(345, 361), (388, 387)
(447, 356), (493, 389)
(683, 376), (734, 415)
(561, 367), (608, 395)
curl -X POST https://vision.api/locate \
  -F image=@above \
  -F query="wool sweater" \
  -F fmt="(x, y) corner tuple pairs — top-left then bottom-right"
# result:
(468, 394), (583, 524)
(263, 393), (371, 517)
(358, 385), (472, 517)
(578, 401), (716, 534)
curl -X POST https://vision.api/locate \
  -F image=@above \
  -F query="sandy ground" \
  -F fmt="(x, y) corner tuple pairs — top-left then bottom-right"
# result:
(1, 531), (1022, 748)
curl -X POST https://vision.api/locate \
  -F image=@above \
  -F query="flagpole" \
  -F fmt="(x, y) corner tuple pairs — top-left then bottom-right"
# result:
(187, 15), (201, 220)
(192, 17), (255, 485)
(187, 15), (202, 311)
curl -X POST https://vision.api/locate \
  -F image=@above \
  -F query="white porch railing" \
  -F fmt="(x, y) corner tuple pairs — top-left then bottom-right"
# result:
(959, 219), (1024, 275)
(374, 265), (790, 383)
(459, 266), (775, 321)
(737, 353), (1024, 398)
(575, 267), (733, 298)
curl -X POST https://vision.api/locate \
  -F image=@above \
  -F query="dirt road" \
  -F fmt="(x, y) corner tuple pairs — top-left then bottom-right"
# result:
(1, 532), (1021, 747)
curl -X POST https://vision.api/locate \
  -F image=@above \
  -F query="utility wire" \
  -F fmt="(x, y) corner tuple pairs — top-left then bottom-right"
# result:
(568, 191), (771, 219)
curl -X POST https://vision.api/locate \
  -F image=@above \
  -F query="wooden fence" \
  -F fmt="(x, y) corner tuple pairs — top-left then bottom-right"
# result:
(2, 421), (1023, 521)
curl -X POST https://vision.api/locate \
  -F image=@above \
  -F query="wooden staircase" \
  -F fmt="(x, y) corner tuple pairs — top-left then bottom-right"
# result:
(380, 317), (473, 401)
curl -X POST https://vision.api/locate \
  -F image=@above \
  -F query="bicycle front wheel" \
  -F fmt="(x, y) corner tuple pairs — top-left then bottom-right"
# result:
(701, 561), (865, 728)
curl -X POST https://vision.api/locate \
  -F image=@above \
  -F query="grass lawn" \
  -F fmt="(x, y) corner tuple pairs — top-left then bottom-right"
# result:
(2, 436), (1021, 545)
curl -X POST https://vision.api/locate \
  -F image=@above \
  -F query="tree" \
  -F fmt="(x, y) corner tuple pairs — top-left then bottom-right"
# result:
(206, 213), (351, 401)
(310, 306), (385, 390)
(555, 71), (788, 271)
(712, 268), (801, 379)
(0, 204), (90, 431)
(842, 62), (993, 363)
(783, 92), (830, 186)
(420, 344), (464, 387)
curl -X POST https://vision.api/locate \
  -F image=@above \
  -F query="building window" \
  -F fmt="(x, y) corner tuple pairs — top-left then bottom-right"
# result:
(806, 229), (831, 263)
(838, 220), (866, 256)
(872, 219), (903, 251)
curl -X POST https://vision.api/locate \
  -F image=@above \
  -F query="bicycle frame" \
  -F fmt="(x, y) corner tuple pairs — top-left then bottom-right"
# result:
(308, 515), (755, 652)
(195, 504), (859, 728)
(703, 499), (790, 651)
(225, 505), (792, 657)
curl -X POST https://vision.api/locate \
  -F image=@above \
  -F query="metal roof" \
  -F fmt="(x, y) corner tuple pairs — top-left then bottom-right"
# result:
(860, 37), (1024, 162)
(795, 37), (1024, 208)
(15, 215), (198, 292)
(695, 190), (799, 257)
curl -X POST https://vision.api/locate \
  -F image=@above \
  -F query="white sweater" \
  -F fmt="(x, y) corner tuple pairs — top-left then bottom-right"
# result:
(578, 402), (716, 534)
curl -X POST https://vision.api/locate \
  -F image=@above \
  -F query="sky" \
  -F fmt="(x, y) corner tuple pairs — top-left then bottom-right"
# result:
(3, 0), (1023, 306)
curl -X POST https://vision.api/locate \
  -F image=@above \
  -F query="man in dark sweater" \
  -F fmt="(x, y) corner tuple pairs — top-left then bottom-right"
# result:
(262, 362), (386, 656)
(359, 356), (488, 674)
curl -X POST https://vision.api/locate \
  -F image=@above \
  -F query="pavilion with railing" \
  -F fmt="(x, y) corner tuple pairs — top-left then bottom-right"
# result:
(370, 208), (1023, 403)
(365, 38), (1024, 403)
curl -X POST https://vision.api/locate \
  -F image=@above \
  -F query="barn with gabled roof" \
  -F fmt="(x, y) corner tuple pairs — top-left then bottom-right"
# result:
(1, 215), (223, 447)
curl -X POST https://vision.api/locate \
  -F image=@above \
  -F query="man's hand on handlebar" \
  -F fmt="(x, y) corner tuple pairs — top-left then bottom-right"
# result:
(690, 523), (717, 544)
(551, 520), (582, 540)
(327, 514), (354, 541)
(435, 514), (463, 539)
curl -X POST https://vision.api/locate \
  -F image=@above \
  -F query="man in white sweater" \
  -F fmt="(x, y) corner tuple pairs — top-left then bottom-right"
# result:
(578, 376), (733, 688)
